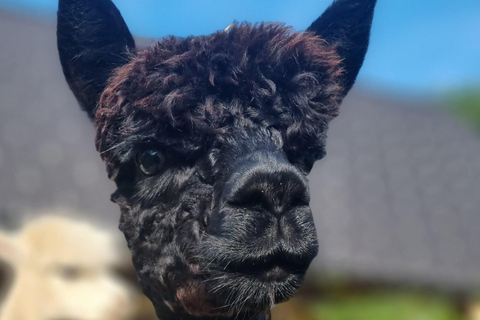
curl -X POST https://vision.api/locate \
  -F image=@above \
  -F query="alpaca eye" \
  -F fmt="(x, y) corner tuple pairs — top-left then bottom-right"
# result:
(136, 149), (165, 176)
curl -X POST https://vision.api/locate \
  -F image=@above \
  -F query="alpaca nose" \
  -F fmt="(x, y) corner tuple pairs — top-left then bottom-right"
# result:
(208, 156), (318, 264)
(224, 165), (310, 217)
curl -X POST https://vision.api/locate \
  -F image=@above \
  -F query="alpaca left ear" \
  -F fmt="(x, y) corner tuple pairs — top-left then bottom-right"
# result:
(308, 0), (377, 97)
(57, 0), (135, 120)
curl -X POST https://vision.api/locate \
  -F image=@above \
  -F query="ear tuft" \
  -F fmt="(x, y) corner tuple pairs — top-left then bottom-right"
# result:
(57, 0), (135, 120)
(308, 0), (377, 97)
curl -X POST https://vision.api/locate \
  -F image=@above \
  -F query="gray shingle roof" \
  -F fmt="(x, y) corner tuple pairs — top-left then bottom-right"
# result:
(0, 11), (118, 227)
(310, 92), (480, 291)
(1, 10), (479, 291)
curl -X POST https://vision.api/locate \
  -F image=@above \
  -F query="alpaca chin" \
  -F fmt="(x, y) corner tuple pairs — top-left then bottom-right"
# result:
(176, 280), (222, 317)
(173, 255), (307, 318)
(202, 267), (305, 312)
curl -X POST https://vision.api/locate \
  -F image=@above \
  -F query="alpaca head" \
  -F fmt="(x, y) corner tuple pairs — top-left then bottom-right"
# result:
(0, 214), (133, 320)
(57, 1), (376, 319)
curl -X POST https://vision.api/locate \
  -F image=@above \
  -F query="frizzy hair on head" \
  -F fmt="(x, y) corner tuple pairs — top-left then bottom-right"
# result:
(95, 23), (343, 165)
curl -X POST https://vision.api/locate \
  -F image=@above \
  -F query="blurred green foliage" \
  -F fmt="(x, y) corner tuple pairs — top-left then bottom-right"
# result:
(273, 288), (464, 320)
(448, 88), (480, 133)
(308, 291), (463, 320)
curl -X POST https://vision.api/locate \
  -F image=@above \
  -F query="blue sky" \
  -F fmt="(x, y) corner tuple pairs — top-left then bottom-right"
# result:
(1, 0), (479, 95)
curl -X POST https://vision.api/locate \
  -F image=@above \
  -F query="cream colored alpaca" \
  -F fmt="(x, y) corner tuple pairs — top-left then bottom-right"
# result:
(0, 213), (134, 320)
(469, 302), (480, 320)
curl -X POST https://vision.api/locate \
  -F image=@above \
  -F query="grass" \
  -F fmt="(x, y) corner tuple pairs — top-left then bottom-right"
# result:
(309, 291), (463, 320)
(272, 288), (464, 320)
(448, 88), (480, 133)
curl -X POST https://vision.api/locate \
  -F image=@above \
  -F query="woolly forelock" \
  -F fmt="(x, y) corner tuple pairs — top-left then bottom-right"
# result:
(95, 23), (344, 167)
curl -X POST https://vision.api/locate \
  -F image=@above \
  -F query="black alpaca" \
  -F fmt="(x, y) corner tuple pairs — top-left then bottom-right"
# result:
(57, 1), (376, 319)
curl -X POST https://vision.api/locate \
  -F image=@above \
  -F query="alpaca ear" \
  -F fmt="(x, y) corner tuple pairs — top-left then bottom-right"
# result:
(57, 0), (135, 120)
(0, 231), (21, 268)
(308, 0), (376, 97)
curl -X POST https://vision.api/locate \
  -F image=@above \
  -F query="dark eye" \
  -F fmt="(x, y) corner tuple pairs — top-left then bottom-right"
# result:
(57, 265), (81, 281)
(135, 149), (165, 176)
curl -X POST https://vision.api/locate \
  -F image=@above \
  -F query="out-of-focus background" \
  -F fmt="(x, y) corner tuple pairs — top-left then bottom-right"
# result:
(0, 1), (479, 320)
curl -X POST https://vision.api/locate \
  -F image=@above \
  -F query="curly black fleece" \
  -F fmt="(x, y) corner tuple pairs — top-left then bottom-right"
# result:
(92, 23), (343, 320)
(96, 23), (343, 166)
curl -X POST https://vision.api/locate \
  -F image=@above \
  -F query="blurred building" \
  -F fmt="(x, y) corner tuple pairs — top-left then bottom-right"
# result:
(310, 90), (480, 293)
(0, 8), (479, 319)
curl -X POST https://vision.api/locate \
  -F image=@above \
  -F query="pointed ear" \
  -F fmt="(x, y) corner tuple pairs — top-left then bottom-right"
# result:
(57, 0), (135, 120)
(0, 231), (20, 268)
(308, 0), (376, 97)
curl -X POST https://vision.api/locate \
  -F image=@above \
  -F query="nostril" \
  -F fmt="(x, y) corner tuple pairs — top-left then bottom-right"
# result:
(227, 187), (271, 210)
(288, 191), (310, 209)
(225, 170), (309, 215)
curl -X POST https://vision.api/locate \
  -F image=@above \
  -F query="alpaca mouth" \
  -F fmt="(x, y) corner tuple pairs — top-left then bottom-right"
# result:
(194, 235), (317, 311)
(203, 269), (301, 316)
(221, 253), (308, 282)
(189, 251), (310, 315)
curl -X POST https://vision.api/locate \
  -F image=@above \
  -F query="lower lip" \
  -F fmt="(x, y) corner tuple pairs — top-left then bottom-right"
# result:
(256, 266), (290, 282)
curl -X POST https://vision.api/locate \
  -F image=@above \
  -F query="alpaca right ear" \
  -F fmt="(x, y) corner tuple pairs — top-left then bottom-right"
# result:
(57, 0), (135, 120)
(0, 231), (20, 268)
